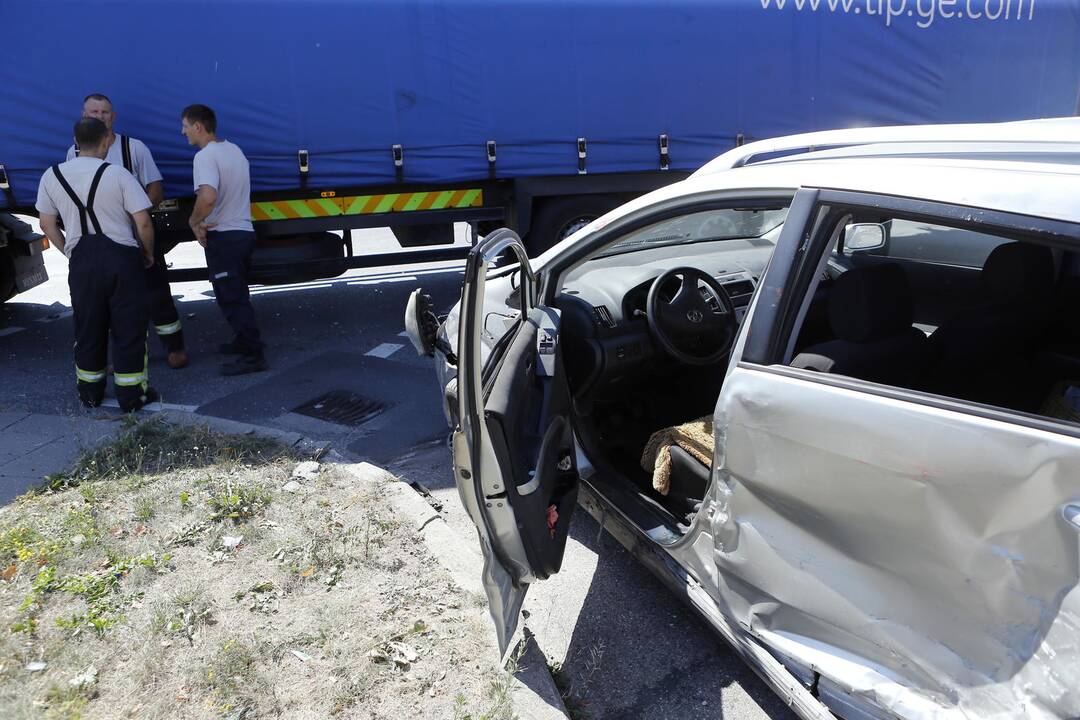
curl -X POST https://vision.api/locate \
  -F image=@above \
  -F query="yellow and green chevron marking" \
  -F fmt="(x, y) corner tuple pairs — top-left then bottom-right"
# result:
(250, 188), (483, 221)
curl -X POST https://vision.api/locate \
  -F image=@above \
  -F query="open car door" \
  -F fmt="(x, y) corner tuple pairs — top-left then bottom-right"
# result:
(454, 229), (578, 653)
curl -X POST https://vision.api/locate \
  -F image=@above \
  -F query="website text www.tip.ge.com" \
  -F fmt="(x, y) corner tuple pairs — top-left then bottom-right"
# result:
(759, 0), (1036, 28)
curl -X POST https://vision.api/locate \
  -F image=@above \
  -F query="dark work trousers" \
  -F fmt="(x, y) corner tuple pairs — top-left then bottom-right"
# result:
(204, 230), (263, 355)
(146, 244), (184, 352)
(68, 234), (150, 410)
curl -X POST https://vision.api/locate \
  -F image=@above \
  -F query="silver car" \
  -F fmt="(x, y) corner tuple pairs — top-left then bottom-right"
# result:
(406, 119), (1080, 719)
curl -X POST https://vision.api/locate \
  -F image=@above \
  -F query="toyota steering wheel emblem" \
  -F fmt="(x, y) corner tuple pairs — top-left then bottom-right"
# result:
(687, 308), (704, 324)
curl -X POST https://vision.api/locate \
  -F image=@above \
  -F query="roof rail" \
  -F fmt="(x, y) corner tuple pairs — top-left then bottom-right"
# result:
(694, 117), (1080, 175)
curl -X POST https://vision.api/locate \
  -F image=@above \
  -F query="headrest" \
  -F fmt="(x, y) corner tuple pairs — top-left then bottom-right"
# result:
(981, 242), (1054, 303)
(829, 263), (912, 343)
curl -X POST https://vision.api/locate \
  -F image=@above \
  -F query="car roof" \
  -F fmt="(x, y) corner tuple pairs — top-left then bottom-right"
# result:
(535, 121), (1080, 267)
(694, 117), (1080, 173)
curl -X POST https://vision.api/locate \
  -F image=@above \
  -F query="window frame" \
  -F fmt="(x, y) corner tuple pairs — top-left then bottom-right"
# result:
(745, 188), (1080, 439)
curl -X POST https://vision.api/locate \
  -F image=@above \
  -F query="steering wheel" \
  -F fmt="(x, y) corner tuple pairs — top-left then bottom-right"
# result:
(646, 267), (736, 366)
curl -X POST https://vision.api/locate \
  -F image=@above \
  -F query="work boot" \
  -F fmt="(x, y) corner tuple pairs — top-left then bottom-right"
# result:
(217, 340), (246, 355)
(78, 386), (105, 409)
(119, 387), (161, 413)
(167, 351), (189, 369)
(220, 353), (268, 376)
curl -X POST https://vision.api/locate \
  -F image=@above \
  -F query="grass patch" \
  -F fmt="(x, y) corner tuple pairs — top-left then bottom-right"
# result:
(41, 416), (285, 490)
(1, 420), (512, 719)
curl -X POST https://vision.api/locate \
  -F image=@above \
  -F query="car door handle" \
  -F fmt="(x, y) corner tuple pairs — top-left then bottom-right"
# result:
(1064, 503), (1080, 531)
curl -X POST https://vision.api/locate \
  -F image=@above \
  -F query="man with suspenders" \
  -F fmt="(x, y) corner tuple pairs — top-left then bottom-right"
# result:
(68, 93), (188, 369)
(40, 118), (160, 412)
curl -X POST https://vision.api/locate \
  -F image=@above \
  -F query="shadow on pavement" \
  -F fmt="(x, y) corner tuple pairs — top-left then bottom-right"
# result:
(552, 511), (798, 720)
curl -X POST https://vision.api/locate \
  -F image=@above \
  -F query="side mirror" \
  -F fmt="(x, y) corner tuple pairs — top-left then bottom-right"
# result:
(844, 223), (887, 253)
(404, 289), (438, 357)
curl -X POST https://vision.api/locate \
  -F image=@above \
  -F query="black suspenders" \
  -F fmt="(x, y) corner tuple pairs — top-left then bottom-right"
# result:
(52, 163), (110, 236)
(120, 135), (132, 174)
(75, 135), (134, 174)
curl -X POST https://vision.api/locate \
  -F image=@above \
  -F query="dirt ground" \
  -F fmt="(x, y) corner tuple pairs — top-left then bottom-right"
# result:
(0, 418), (516, 720)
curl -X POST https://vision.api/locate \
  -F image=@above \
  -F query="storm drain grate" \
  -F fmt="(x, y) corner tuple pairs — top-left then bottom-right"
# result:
(292, 390), (392, 427)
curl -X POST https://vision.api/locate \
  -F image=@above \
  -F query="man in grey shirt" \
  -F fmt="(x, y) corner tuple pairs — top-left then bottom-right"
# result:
(181, 103), (266, 375)
(37, 117), (159, 411)
(69, 93), (188, 369)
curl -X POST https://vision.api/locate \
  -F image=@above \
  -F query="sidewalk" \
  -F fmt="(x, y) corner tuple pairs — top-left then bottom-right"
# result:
(0, 410), (122, 503)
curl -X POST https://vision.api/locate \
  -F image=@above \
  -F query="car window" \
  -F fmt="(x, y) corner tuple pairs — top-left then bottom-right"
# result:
(848, 219), (1010, 268)
(792, 205), (1075, 426)
(597, 207), (787, 258)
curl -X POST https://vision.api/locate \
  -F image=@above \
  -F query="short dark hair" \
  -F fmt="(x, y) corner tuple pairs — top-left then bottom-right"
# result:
(83, 93), (112, 106)
(74, 117), (109, 149)
(181, 104), (216, 134)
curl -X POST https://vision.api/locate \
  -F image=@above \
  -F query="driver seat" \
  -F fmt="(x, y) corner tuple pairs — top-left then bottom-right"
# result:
(790, 263), (932, 386)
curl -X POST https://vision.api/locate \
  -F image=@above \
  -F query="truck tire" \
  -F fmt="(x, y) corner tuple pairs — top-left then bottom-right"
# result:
(251, 232), (347, 285)
(0, 251), (16, 304)
(525, 194), (623, 256)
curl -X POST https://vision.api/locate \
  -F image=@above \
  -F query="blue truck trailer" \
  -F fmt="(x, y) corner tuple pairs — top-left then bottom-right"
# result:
(1, 0), (1079, 297)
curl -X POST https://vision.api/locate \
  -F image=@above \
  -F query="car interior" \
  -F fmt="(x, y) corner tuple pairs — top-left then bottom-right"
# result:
(544, 203), (1080, 539)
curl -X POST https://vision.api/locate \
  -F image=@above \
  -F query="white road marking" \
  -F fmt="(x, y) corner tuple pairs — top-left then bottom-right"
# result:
(347, 276), (418, 286)
(365, 343), (404, 359)
(0, 326), (25, 337)
(36, 310), (73, 323)
(249, 283), (336, 296)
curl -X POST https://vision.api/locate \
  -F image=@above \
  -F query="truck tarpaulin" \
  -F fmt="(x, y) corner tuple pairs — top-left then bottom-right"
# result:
(2, 0), (1079, 210)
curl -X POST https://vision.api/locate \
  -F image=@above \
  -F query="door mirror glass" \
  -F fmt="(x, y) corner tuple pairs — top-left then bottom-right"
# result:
(844, 223), (887, 253)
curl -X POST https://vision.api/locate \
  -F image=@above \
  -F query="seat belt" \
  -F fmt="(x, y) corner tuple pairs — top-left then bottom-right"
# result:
(52, 163), (110, 236)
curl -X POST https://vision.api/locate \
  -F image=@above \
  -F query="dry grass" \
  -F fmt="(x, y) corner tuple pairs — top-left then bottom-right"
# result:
(0, 419), (516, 720)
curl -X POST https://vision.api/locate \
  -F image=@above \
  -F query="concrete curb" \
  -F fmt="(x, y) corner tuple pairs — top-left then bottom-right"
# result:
(160, 411), (569, 720)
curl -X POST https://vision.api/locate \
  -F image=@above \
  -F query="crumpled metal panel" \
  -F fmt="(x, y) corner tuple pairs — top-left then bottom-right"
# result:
(711, 366), (1080, 719)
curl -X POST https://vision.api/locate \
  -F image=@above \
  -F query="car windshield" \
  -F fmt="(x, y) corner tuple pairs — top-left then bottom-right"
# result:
(595, 207), (788, 258)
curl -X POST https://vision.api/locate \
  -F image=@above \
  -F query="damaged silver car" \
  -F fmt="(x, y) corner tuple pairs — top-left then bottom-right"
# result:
(405, 119), (1080, 719)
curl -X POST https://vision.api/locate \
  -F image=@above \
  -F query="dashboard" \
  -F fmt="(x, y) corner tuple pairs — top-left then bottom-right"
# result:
(554, 238), (774, 395)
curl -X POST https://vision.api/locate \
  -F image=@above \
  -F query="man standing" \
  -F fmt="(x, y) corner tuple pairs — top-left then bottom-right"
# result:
(181, 104), (267, 375)
(39, 118), (159, 412)
(68, 93), (188, 369)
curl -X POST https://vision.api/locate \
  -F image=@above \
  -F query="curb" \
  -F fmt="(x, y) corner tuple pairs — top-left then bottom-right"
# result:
(162, 411), (570, 720)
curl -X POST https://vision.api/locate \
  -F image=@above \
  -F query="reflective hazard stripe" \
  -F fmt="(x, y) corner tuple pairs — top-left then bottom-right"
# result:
(76, 366), (106, 383)
(154, 320), (182, 336)
(114, 340), (149, 389)
(113, 371), (148, 387)
(249, 188), (483, 221)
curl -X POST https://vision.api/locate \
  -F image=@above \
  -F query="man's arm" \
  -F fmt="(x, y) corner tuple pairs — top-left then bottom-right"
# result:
(188, 184), (218, 247)
(38, 213), (66, 255)
(145, 181), (164, 207)
(131, 209), (155, 267)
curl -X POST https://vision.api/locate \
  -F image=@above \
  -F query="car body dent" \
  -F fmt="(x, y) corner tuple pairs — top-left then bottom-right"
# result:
(710, 365), (1080, 718)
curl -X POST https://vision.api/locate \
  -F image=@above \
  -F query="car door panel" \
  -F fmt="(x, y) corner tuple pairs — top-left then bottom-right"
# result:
(713, 190), (1080, 717)
(455, 228), (578, 654)
(484, 308), (577, 580)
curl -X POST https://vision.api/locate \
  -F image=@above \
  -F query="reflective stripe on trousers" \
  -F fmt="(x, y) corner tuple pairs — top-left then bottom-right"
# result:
(75, 366), (106, 383)
(154, 320), (182, 335)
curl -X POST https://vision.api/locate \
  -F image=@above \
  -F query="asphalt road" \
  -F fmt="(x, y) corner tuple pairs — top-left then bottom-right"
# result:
(1, 225), (794, 720)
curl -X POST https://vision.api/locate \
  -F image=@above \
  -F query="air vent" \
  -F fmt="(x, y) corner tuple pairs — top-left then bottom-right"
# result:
(593, 305), (617, 328)
(721, 279), (754, 297)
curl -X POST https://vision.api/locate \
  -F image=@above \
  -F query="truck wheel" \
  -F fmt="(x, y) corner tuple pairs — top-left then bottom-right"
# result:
(526, 195), (622, 256)
(0, 252), (16, 303)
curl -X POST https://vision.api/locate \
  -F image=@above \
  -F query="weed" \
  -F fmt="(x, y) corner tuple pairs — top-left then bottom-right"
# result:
(153, 589), (214, 644)
(24, 553), (170, 637)
(207, 478), (271, 522)
(133, 497), (155, 522)
(201, 639), (265, 716)
(178, 490), (192, 510)
(42, 683), (94, 719)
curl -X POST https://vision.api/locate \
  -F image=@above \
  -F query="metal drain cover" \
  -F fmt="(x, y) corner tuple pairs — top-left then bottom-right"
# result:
(293, 390), (391, 427)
